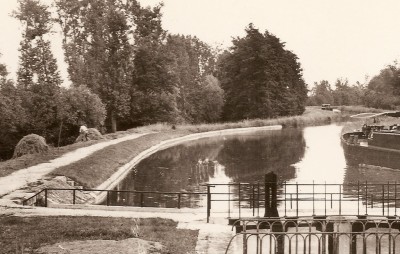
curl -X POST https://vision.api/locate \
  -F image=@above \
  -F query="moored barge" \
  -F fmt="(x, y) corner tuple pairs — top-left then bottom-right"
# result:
(342, 112), (400, 169)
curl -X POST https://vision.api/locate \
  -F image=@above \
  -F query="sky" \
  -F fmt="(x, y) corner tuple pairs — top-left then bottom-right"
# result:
(1, 0), (400, 88)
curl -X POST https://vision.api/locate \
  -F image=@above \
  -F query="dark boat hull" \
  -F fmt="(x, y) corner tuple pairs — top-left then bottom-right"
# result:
(342, 132), (400, 170)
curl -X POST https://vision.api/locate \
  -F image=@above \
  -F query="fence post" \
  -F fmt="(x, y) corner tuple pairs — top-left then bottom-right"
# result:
(252, 184), (255, 216)
(387, 181), (390, 216)
(178, 193), (181, 209)
(207, 185), (211, 223)
(106, 191), (110, 206)
(284, 181), (287, 217)
(365, 181), (368, 215)
(257, 182), (260, 217)
(44, 189), (48, 207)
(357, 181), (360, 216)
(228, 184), (231, 218)
(238, 183), (241, 219)
(394, 181), (397, 216)
(264, 172), (279, 217)
(312, 181), (315, 216)
(73, 189), (76, 205)
(382, 184), (385, 216)
(339, 185), (342, 215)
(296, 183), (299, 218)
(325, 182), (327, 216)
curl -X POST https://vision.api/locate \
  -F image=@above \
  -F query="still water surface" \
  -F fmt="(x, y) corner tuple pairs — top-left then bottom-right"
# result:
(110, 124), (400, 211)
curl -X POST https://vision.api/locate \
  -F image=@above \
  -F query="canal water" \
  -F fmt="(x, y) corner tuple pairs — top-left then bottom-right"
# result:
(109, 124), (400, 214)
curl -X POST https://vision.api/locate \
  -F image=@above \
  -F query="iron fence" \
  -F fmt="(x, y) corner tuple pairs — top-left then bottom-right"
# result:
(22, 188), (207, 209)
(22, 181), (400, 223)
(207, 181), (400, 219)
(226, 216), (400, 254)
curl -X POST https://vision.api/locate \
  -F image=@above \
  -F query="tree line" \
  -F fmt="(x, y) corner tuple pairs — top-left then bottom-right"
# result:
(0, 0), (308, 160)
(308, 62), (400, 109)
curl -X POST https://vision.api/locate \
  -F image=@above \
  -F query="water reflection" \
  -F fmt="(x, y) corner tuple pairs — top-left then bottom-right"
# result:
(111, 128), (306, 207)
(109, 124), (400, 213)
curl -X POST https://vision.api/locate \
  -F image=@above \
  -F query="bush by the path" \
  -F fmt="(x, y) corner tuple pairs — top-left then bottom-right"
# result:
(13, 134), (49, 158)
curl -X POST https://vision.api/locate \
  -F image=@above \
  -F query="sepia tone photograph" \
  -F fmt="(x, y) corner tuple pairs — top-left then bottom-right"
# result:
(1, 0), (400, 253)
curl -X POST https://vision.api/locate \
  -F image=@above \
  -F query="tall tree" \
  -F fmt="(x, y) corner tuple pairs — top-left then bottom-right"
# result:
(126, 2), (181, 126)
(217, 24), (307, 121)
(56, 0), (132, 132)
(165, 34), (219, 123)
(15, 0), (62, 141)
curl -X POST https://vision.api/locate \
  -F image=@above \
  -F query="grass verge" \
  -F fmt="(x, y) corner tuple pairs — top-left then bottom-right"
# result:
(51, 130), (192, 188)
(0, 215), (198, 254)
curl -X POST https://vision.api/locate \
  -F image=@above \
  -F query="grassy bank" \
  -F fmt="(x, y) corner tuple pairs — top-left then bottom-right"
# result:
(51, 130), (192, 188)
(0, 216), (198, 254)
(0, 131), (140, 179)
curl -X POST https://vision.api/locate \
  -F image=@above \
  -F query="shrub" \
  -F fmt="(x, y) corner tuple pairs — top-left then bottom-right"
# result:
(13, 134), (48, 158)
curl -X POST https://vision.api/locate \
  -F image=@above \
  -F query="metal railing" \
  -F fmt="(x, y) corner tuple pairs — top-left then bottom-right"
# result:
(22, 188), (207, 209)
(207, 181), (400, 219)
(226, 216), (400, 254)
(23, 181), (400, 222)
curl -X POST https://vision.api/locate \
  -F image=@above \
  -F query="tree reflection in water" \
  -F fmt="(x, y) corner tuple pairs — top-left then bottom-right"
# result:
(111, 128), (306, 208)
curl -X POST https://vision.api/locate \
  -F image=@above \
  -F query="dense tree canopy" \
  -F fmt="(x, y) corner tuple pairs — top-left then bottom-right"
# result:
(1, 2), (313, 160)
(217, 24), (308, 121)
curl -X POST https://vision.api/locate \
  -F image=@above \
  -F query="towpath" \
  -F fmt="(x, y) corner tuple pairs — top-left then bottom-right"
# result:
(0, 133), (148, 198)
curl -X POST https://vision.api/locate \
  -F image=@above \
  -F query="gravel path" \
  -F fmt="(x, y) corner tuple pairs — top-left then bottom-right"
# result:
(0, 133), (148, 198)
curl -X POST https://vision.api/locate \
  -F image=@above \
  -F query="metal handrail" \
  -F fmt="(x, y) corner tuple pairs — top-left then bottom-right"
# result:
(23, 188), (208, 208)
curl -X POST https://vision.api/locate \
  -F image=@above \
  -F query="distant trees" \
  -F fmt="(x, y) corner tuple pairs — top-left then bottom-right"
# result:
(308, 79), (364, 106)
(308, 62), (400, 110)
(217, 24), (308, 121)
(365, 63), (400, 109)
(307, 80), (334, 106)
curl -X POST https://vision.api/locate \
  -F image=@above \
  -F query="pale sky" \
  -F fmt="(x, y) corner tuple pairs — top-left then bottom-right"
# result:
(1, 0), (400, 88)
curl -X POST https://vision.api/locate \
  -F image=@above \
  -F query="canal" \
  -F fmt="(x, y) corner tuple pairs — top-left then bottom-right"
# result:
(109, 124), (400, 215)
